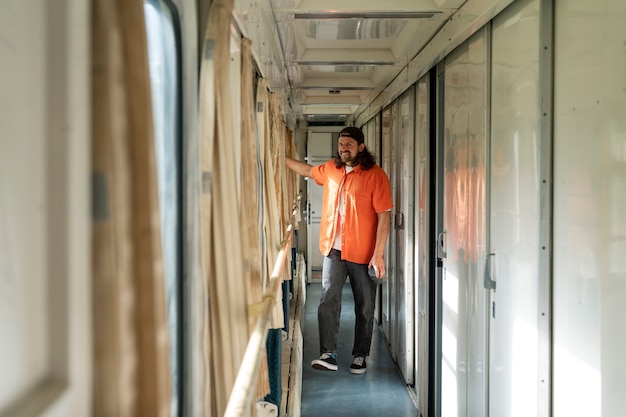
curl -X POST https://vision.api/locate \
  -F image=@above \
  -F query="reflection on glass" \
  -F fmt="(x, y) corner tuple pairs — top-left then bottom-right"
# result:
(144, 1), (182, 415)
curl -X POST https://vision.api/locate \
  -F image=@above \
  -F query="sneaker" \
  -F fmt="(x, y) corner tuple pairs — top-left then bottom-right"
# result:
(311, 353), (338, 371)
(349, 356), (367, 374)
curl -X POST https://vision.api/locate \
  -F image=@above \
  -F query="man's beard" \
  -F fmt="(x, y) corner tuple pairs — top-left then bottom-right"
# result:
(340, 152), (356, 165)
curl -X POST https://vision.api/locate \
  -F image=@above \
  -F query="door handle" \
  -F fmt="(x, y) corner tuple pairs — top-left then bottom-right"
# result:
(484, 253), (496, 290)
(436, 231), (447, 260)
(306, 202), (311, 225)
(395, 212), (404, 229)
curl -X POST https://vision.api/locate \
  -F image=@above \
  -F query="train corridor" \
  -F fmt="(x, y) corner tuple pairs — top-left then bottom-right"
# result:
(299, 281), (417, 417)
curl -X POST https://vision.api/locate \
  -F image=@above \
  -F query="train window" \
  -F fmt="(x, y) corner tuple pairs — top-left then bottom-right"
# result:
(144, 1), (183, 415)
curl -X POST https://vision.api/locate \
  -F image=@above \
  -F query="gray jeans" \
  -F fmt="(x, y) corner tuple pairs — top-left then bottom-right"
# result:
(318, 249), (377, 357)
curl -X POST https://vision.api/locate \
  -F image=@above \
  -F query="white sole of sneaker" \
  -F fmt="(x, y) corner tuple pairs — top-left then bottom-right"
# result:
(311, 359), (338, 371)
(349, 367), (367, 374)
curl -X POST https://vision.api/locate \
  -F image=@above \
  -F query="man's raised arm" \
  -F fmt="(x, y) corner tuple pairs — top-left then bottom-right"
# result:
(286, 156), (313, 178)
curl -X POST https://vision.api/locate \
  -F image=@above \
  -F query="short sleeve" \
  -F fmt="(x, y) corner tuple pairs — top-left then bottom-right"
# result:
(372, 168), (393, 213)
(310, 162), (328, 186)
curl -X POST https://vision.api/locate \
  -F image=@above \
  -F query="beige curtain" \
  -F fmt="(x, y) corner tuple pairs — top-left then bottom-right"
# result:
(240, 38), (271, 400)
(91, 0), (172, 416)
(199, 0), (250, 415)
(256, 82), (285, 329)
(270, 96), (296, 288)
(284, 129), (299, 236)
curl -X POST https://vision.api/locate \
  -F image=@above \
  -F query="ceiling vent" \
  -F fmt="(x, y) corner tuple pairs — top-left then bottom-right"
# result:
(307, 120), (347, 127)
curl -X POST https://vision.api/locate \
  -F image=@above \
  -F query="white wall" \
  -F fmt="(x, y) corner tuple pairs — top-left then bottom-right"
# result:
(0, 1), (90, 416)
(553, 0), (626, 416)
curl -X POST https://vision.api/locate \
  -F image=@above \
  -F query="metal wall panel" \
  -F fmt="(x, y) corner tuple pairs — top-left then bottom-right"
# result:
(389, 101), (400, 353)
(441, 43), (469, 416)
(553, 0), (626, 415)
(381, 106), (394, 340)
(393, 87), (416, 384)
(465, 29), (489, 417)
(415, 73), (431, 415)
(365, 115), (384, 322)
(363, 115), (379, 155)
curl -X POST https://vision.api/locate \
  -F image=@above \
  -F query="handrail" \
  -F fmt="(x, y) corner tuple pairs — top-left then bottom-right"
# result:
(223, 193), (302, 417)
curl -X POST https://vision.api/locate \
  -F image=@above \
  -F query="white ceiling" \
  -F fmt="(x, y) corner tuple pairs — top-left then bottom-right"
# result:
(233, 0), (508, 127)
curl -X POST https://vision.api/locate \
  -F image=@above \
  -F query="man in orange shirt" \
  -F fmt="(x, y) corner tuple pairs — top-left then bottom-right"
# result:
(286, 126), (392, 374)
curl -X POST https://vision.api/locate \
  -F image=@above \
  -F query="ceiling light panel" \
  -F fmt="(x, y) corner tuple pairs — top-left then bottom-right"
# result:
(294, 11), (440, 20)
(305, 19), (408, 40)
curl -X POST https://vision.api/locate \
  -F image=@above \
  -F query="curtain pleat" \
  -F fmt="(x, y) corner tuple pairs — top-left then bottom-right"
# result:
(198, 1), (217, 412)
(91, 0), (172, 416)
(270, 97), (296, 289)
(199, 0), (250, 415)
(259, 88), (285, 329)
(92, 1), (134, 414)
(241, 38), (271, 400)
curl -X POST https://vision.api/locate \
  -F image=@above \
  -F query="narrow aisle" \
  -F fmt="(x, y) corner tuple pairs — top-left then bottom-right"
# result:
(300, 282), (417, 417)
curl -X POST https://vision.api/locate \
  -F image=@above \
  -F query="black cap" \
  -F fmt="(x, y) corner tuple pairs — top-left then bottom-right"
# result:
(339, 126), (364, 144)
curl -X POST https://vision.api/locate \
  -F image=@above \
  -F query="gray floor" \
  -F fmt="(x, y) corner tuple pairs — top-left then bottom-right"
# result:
(300, 282), (418, 417)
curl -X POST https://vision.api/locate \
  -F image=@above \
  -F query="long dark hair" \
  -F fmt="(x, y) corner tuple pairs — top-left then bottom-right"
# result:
(334, 146), (376, 170)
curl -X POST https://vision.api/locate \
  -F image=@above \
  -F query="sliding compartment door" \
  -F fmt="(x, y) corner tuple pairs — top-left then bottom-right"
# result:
(436, 28), (489, 417)
(488, 0), (543, 415)
(392, 87), (416, 384)
(415, 73), (432, 415)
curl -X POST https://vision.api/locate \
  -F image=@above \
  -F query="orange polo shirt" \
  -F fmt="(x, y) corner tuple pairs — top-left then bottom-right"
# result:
(311, 160), (393, 264)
